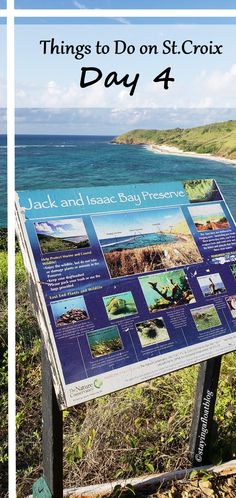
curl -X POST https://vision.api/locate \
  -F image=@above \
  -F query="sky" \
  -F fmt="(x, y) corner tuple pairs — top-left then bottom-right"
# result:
(35, 218), (87, 238)
(92, 207), (183, 239)
(13, 24), (236, 111)
(189, 203), (225, 218)
(13, 0), (236, 9)
(1, 18), (236, 135)
(0, 24), (6, 112)
(11, 108), (236, 136)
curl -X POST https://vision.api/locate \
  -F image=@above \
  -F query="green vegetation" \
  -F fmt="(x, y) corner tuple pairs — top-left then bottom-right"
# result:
(90, 338), (123, 357)
(191, 305), (221, 332)
(231, 264), (236, 280)
(37, 233), (90, 253)
(105, 237), (201, 278)
(183, 179), (215, 202)
(6, 243), (234, 497)
(113, 120), (236, 160)
(0, 232), (8, 496)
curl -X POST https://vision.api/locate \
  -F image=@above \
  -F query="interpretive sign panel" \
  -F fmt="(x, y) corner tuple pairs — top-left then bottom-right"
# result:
(16, 179), (236, 408)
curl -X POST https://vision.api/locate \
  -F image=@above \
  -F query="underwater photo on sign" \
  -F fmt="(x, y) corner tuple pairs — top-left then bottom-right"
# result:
(51, 296), (89, 327)
(87, 326), (123, 358)
(103, 291), (138, 320)
(136, 318), (170, 347)
(139, 269), (196, 312)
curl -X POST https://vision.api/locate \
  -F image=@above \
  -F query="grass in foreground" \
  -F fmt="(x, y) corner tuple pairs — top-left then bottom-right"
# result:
(105, 237), (201, 278)
(13, 251), (236, 498)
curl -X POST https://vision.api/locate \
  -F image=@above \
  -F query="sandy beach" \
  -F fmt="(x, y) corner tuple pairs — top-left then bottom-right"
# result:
(145, 144), (236, 165)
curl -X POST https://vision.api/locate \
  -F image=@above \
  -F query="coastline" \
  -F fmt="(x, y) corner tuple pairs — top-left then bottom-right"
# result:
(144, 144), (236, 165)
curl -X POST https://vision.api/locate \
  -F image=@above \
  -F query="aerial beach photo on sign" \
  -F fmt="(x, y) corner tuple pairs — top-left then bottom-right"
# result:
(92, 207), (202, 278)
(34, 217), (90, 254)
(183, 179), (222, 203)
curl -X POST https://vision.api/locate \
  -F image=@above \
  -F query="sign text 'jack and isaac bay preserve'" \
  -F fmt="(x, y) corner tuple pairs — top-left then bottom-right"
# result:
(16, 179), (236, 409)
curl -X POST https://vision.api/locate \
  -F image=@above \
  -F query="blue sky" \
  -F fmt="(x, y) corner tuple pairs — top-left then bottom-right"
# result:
(35, 218), (87, 238)
(11, 108), (236, 136)
(13, 24), (236, 111)
(92, 207), (184, 239)
(0, 24), (6, 112)
(1, 19), (236, 135)
(0, 0), (6, 8)
(14, 18), (236, 25)
(13, 0), (236, 9)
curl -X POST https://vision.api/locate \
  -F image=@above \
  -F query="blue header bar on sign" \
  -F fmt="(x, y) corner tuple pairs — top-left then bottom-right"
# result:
(17, 181), (188, 219)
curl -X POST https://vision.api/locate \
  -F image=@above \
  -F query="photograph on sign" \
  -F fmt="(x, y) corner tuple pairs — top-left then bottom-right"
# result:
(34, 218), (90, 254)
(16, 179), (236, 408)
(92, 207), (202, 278)
(197, 273), (226, 298)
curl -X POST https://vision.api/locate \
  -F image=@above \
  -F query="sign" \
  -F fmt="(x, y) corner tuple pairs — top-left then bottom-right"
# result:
(16, 179), (236, 408)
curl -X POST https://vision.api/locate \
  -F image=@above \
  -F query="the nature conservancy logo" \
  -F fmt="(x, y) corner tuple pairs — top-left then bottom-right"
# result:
(94, 378), (103, 389)
(195, 389), (214, 463)
(69, 379), (103, 398)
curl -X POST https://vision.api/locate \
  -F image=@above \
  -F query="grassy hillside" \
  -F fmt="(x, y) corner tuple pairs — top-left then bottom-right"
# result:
(38, 233), (90, 253)
(113, 121), (236, 160)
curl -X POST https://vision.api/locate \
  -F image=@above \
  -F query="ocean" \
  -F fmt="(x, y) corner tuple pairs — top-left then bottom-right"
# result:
(101, 233), (178, 253)
(0, 134), (236, 227)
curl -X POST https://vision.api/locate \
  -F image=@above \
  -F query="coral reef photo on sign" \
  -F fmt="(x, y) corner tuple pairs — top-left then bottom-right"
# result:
(139, 269), (196, 312)
(92, 207), (202, 278)
(51, 296), (89, 327)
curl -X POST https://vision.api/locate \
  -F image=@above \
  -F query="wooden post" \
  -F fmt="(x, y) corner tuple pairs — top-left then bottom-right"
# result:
(33, 342), (63, 497)
(189, 356), (222, 466)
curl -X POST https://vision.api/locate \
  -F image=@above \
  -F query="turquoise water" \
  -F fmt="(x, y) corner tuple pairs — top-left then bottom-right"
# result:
(101, 233), (178, 253)
(1, 134), (236, 227)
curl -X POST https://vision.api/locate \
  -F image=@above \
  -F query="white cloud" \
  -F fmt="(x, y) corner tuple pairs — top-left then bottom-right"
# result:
(56, 226), (67, 234)
(73, 1), (86, 8)
(35, 222), (54, 234)
(114, 18), (131, 25)
(206, 64), (236, 93)
(40, 80), (108, 107)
